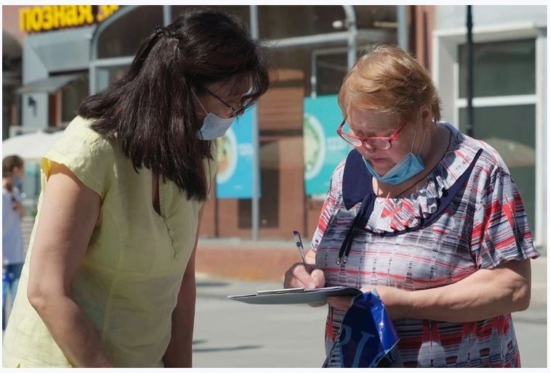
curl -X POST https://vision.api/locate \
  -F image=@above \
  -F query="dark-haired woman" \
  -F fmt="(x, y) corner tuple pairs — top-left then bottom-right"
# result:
(2, 9), (272, 368)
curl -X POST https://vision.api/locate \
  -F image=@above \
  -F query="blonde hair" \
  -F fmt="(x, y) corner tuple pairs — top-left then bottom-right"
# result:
(338, 44), (441, 123)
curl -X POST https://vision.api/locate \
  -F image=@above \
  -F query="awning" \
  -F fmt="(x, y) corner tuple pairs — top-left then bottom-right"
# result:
(17, 74), (83, 94)
(27, 26), (95, 73)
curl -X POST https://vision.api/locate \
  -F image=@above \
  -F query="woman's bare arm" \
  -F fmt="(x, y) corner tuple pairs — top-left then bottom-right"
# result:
(27, 162), (113, 367)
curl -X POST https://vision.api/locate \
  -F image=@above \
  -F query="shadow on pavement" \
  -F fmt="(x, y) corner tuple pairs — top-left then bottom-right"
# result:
(196, 281), (230, 288)
(193, 345), (261, 353)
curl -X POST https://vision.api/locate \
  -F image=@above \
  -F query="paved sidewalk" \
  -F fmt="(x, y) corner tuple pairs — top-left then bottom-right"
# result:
(530, 256), (547, 307)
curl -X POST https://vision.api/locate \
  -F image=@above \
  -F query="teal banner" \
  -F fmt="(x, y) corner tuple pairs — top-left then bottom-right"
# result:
(304, 95), (351, 196)
(216, 108), (257, 199)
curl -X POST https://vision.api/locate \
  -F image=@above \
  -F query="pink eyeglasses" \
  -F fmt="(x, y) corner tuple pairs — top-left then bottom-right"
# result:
(336, 119), (408, 150)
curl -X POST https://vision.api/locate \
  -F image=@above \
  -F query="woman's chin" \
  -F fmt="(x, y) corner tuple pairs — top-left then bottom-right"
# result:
(372, 165), (390, 176)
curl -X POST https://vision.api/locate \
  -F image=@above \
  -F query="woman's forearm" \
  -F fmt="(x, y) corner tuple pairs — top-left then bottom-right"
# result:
(164, 208), (202, 367)
(406, 259), (531, 322)
(163, 274), (196, 367)
(29, 294), (113, 367)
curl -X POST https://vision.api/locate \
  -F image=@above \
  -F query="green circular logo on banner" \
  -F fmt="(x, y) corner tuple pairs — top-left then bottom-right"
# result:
(216, 127), (238, 184)
(304, 113), (326, 180)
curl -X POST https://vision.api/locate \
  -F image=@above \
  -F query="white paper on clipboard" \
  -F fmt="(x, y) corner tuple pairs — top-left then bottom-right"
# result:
(227, 286), (362, 305)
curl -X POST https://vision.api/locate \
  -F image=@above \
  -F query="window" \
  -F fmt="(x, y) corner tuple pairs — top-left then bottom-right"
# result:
(61, 76), (89, 124)
(457, 38), (537, 233)
(258, 6), (346, 40)
(458, 105), (536, 228)
(98, 6), (163, 59)
(459, 39), (536, 98)
(171, 5), (249, 25)
(313, 49), (348, 97)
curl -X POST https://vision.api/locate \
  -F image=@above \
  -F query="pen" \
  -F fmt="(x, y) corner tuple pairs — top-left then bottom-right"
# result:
(293, 230), (307, 266)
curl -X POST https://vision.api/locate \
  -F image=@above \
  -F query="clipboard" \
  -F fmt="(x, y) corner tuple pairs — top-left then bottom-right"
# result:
(227, 286), (362, 305)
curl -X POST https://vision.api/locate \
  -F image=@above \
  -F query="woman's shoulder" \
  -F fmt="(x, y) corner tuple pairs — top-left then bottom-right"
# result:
(42, 116), (118, 197)
(333, 158), (348, 180)
(439, 122), (510, 177)
(52, 116), (118, 162)
(64, 115), (113, 147)
(328, 157), (348, 194)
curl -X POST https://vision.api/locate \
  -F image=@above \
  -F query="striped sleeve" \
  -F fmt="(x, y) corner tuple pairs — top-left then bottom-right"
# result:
(310, 162), (345, 252)
(470, 166), (538, 269)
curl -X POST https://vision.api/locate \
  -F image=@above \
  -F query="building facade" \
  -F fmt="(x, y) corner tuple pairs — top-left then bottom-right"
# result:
(6, 4), (403, 239)
(2, 6), (24, 140)
(432, 5), (547, 251)
(3, 5), (545, 252)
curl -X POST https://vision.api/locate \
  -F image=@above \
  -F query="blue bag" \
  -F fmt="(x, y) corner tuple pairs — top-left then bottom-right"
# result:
(336, 290), (402, 368)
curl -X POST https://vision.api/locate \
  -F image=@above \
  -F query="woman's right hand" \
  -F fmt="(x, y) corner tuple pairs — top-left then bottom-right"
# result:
(283, 262), (325, 290)
(283, 263), (327, 307)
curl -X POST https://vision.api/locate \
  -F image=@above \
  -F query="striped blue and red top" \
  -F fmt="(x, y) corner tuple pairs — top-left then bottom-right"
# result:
(311, 122), (539, 368)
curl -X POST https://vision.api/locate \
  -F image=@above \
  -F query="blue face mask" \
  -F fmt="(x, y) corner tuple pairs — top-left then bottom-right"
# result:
(362, 123), (426, 185)
(193, 91), (235, 140)
(197, 113), (235, 140)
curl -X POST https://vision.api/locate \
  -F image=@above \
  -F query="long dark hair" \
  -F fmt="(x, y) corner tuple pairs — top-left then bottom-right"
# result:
(79, 8), (272, 201)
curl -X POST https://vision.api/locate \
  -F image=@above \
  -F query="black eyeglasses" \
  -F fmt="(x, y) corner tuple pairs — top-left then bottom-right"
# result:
(202, 86), (247, 117)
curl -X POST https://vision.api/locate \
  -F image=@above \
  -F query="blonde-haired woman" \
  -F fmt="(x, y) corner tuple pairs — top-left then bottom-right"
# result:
(284, 45), (538, 367)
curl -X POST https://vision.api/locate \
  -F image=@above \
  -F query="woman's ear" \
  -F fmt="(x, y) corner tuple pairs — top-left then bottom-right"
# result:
(419, 105), (433, 126)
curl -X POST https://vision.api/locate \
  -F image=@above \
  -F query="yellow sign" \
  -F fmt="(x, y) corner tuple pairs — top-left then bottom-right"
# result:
(20, 5), (119, 33)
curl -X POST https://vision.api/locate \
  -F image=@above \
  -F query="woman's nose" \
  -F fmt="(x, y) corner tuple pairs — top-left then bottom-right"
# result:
(360, 141), (377, 153)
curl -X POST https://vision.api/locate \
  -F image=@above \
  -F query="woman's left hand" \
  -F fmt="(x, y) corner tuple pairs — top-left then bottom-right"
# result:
(327, 285), (412, 320)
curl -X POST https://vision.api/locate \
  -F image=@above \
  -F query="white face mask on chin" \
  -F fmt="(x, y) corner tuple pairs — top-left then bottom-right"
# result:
(192, 90), (235, 140)
(197, 113), (235, 140)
